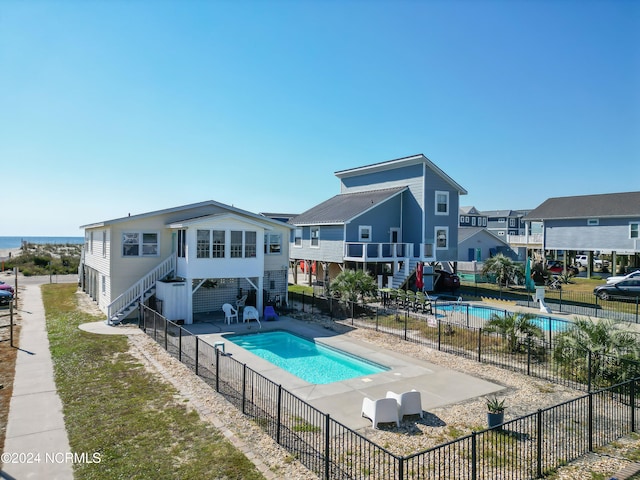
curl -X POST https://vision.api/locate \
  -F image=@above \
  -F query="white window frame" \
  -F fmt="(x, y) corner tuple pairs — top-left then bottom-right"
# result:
(102, 231), (107, 258)
(265, 233), (282, 255)
(212, 230), (225, 258)
(435, 226), (449, 249)
(587, 218), (600, 226)
(310, 227), (320, 248)
(359, 225), (372, 242)
(122, 231), (159, 257)
(435, 191), (449, 216)
(245, 231), (257, 258)
(631, 222), (639, 239)
(294, 228), (302, 247)
(196, 229), (211, 258)
(101, 275), (106, 294)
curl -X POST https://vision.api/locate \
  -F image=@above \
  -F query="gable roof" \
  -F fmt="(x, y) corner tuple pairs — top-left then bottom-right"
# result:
(334, 154), (468, 195)
(80, 200), (293, 230)
(458, 227), (509, 245)
(525, 192), (640, 221)
(460, 206), (483, 215)
(289, 187), (407, 226)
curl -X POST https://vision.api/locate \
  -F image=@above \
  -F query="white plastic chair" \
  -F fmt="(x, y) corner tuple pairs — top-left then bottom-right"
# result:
(361, 397), (400, 429)
(236, 294), (248, 309)
(386, 390), (423, 419)
(222, 303), (238, 325)
(242, 305), (261, 327)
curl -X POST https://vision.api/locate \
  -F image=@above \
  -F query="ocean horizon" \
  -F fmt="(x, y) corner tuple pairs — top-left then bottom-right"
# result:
(0, 236), (84, 250)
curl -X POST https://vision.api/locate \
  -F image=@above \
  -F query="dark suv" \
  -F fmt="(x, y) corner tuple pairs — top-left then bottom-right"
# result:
(434, 270), (460, 292)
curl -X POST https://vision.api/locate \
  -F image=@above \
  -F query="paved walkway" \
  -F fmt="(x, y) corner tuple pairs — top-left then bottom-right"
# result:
(1, 281), (74, 479)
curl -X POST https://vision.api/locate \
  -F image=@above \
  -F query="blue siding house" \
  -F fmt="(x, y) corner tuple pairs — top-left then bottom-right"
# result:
(289, 154), (467, 289)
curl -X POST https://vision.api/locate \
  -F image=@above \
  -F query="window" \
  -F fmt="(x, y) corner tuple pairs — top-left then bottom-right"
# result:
(102, 231), (106, 258)
(587, 219), (600, 226)
(509, 218), (516, 227)
(310, 227), (320, 247)
(359, 226), (371, 242)
(230, 231), (243, 258)
(498, 218), (506, 223)
(631, 223), (639, 239)
(122, 233), (140, 256)
(245, 231), (257, 258)
(197, 230), (210, 258)
(101, 275), (106, 294)
(265, 233), (282, 254)
(294, 228), (302, 247)
(435, 227), (449, 249)
(142, 233), (159, 256)
(471, 217), (476, 226)
(90, 231), (94, 254)
(177, 230), (186, 258)
(435, 191), (449, 215)
(212, 230), (225, 258)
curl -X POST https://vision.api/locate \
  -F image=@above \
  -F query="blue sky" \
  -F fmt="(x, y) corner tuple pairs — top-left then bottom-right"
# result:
(1, 0), (638, 236)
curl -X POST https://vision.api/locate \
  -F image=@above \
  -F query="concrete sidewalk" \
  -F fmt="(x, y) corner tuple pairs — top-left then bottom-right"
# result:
(1, 282), (73, 480)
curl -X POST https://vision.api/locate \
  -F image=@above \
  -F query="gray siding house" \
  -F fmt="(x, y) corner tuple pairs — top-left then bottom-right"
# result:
(525, 191), (640, 274)
(289, 154), (467, 290)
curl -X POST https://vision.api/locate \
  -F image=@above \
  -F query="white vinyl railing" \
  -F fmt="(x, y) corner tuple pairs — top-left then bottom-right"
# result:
(107, 255), (175, 320)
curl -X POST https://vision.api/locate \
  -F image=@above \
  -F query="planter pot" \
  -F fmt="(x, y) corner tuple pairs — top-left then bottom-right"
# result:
(487, 412), (504, 429)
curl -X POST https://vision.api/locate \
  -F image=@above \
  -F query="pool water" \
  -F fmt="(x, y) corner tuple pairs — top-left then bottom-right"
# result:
(436, 304), (570, 332)
(225, 330), (389, 384)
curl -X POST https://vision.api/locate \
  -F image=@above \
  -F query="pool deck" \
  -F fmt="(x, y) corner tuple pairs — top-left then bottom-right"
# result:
(184, 315), (504, 431)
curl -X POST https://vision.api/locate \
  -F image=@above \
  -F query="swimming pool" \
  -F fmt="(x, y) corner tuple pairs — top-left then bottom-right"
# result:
(224, 330), (389, 384)
(436, 304), (570, 332)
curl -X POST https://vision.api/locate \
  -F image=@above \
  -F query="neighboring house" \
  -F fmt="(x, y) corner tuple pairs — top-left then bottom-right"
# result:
(525, 191), (640, 273)
(483, 209), (529, 238)
(288, 154), (467, 290)
(80, 200), (293, 324)
(458, 227), (519, 262)
(459, 206), (488, 228)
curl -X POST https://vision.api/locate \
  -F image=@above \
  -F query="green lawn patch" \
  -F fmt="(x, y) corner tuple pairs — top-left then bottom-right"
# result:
(43, 283), (264, 480)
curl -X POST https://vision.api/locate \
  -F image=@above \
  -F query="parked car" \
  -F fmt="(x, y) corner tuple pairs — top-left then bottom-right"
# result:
(434, 269), (460, 292)
(0, 289), (13, 306)
(606, 270), (640, 284)
(593, 279), (640, 301)
(575, 255), (609, 269)
(546, 260), (579, 276)
(0, 283), (14, 294)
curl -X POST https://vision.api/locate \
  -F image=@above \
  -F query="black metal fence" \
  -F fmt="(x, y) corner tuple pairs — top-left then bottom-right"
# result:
(140, 304), (640, 479)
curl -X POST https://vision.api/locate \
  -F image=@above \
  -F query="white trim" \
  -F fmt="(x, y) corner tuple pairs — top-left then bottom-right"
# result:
(310, 226), (320, 248)
(435, 191), (450, 216)
(359, 225), (372, 242)
(435, 226), (449, 249)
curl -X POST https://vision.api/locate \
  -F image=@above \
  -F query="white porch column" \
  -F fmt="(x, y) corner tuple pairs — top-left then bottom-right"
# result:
(186, 276), (194, 324)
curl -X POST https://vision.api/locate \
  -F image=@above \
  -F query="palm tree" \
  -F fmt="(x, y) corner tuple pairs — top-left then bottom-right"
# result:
(553, 317), (640, 386)
(484, 311), (544, 353)
(481, 254), (520, 288)
(329, 269), (378, 303)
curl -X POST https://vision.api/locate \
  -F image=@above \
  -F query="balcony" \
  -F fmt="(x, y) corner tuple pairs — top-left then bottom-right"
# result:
(343, 242), (435, 262)
(507, 233), (543, 246)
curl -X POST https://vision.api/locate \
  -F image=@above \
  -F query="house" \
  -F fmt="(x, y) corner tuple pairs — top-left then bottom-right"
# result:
(525, 191), (640, 274)
(288, 154), (467, 291)
(458, 227), (519, 262)
(459, 206), (488, 228)
(80, 200), (293, 324)
(483, 209), (529, 238)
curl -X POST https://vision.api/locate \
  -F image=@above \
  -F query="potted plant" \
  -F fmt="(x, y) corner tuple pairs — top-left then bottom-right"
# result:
(486, 396), (506, 429)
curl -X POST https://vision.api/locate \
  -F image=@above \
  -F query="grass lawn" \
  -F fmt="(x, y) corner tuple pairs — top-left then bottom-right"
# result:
(43, 283), (264, 480)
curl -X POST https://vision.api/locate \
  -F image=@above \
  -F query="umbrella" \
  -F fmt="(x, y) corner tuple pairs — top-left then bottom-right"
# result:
(416, 262), (424, 291)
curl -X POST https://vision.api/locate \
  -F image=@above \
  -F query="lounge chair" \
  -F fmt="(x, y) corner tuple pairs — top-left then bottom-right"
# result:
(415, 292), (432, 314)
(243, 305), (261, 327)
(263, 305), (278, 321)
(222, 303), (239, 324)
(361, 397), (400, 429)
(386, 390), (423, 419)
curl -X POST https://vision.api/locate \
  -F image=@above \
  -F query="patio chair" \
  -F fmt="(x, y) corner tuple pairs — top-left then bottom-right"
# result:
(222, 303), (239, 325)
(263, 305), (279, 321)
(415, 292), (433, 314)
(236, 294), (248, 309)
(243, 305), (261, 327)
(405, 290), (416, 310)
(386, 390), (424, 419)
(361, 397), (400, 429)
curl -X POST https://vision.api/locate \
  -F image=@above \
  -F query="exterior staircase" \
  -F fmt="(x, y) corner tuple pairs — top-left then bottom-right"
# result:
(390, 258), (420, 289)
(106, 256), (176, 325)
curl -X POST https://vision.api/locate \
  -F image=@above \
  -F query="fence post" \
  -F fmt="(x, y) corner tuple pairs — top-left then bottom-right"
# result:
(9, 301), (14, 347)
(242, 363), (247, 415)
(375, 307), (379, 332)
(404, 310), (408, 341)
(588, 391), (594, 451)
(215, 347), (220, 393)
(631, 379), (636, 433)
(437, 319), (442, 351)
(276, 385), (282, 445)
(398, 454), (404, 480)
(527, 337), (532, 376)
(536, 409), (543, 478)
(588, 351), (592, 392)
(312, 292), (315, 315)
(302, 292), (305, 312)
(477, 327), (482, 363)
(324, 414), (330, 480)
(153, 311), (157, 341)
(164, 317), (168, 351)
(195, 337), (199, 376)
(471, 431), (477, 480)
(351, 301), (355, 322)
(178, 326), (182, 362)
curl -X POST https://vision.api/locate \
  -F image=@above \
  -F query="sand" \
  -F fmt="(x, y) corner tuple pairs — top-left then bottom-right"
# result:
(0, 248), (21, 261)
